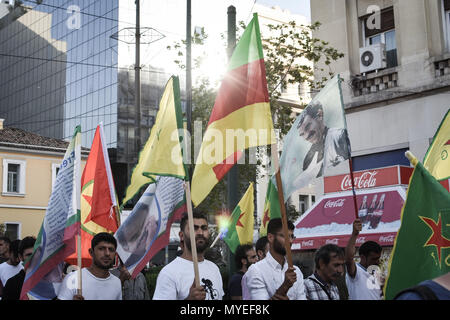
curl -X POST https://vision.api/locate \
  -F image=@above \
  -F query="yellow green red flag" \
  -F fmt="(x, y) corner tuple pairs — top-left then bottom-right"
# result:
(424, 109), (450, 181)
(191, 13), (275, 207)
(224, 183), (255, 253)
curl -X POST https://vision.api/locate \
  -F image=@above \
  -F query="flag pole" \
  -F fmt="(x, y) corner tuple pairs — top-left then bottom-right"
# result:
(271, 143), (293, 268)
(77, 233), (82, 296)
(184, 181), (201, 287)
(348, 158), (360, 220)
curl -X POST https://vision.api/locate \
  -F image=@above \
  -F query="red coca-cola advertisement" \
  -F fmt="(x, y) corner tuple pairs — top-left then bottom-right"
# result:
(292, 186), (406, 250)
(324, 165), (413, 194)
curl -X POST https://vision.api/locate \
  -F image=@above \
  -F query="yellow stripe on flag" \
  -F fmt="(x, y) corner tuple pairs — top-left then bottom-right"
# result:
(424, 110), (450, 180)
(236, 183), (255, 244)
(191, 102), (275, 206)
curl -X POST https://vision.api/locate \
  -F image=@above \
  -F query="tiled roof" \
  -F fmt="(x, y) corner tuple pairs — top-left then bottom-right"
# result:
(0, 127), (90, 154)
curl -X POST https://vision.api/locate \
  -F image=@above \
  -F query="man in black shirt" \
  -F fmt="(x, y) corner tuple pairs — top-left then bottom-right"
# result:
(227, 244), (258, 300)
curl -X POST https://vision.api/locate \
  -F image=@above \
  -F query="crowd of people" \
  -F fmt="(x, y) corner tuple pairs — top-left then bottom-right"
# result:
(0, 211), (448, 300)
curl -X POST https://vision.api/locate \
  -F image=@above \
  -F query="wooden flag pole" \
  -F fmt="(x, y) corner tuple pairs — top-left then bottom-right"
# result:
(184, 181), (201, 287)
(348, 158), (360, 220)
(77, 232), (82, 296)
(271, 143), (294, 269)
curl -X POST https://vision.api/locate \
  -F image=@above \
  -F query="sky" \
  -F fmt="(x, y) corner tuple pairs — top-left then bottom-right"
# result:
(257, 0), (311, 20)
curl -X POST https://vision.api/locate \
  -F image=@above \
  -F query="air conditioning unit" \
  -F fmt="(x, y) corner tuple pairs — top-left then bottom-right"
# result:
(359, 43), (386, 74)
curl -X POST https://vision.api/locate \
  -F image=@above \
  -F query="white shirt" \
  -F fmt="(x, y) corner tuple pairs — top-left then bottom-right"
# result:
(57, 268), (122, 300)
(245, 251), (306, 300)
(153, 257), (224, 300)
(346, 263), (382, 300)
(0, 262), (23, 287)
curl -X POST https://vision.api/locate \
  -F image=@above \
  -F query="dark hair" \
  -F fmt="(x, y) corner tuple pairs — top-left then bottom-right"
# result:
(180, 209), (208, 232)
(267, 218), (294, 235)
(359, 241), (382, 257)
(314, 244), (344, 269)
(297, 102), (323, 129)
(9, 239), (20, 256)
(18, 236), (36, 256)
(0, 236), (11, 244)
(255, 236), (268, 253)
(91, 232), (117, 250)
(234, 244), (254, 270)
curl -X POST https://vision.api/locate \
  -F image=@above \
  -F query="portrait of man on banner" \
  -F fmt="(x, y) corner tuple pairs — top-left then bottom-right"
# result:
(279, 76), (351, 199)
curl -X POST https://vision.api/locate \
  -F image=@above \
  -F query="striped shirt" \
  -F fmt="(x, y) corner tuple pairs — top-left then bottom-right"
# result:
(304, 273), (340, 300)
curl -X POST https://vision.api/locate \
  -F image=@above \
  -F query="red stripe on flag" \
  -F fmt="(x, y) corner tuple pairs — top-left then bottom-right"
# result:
(439, 179), (450, 192)
(212, 151), (243, 181)
(207, 59), (269, 126)
(131, 204), (187, 278)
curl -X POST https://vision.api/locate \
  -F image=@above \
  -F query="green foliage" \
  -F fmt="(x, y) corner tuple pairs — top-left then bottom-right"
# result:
(144, 266), (164, 299)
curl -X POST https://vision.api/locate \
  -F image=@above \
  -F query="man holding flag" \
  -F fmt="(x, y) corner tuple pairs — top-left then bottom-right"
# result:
(153, 210), (224, 300)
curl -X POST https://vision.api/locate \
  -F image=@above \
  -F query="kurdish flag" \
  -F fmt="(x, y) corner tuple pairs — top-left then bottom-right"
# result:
(122, 76), (187, 207)
(259, 179), (281, 236)
(423, 109), (450, 181)
(21, 126), (81, 300)
(384, 155), (450, 300)
(191, 13), (276, 207)
(224, 183), (255, 253)
(115, 76), (187, 278)
(65, 123), (119, 267)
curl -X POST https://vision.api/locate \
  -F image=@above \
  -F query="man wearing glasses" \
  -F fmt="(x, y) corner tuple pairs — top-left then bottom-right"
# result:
(245, 218), (306, 300)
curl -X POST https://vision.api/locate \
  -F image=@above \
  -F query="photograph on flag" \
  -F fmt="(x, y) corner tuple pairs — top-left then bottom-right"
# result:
(279, 75), (351, 199)
(115, 176), (185, 275)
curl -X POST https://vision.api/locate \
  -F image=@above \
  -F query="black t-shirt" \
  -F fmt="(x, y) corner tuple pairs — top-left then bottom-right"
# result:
(2, 269), (25, 300)
(228, 271), (245, 298)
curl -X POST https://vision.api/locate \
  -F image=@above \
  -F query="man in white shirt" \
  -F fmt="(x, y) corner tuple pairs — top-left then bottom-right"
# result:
(0, 240), (23, 298)
(245, 218), (306, 300)
(57, 232), (122, 300)
(153, 210), (224, 300)
(345, 219), (383, 300)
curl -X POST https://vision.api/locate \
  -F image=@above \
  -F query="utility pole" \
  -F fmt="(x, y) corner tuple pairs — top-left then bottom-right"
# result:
(226, 5), (238, 276)
(135, 0), (142, 154)
(186, 0), (192, 169)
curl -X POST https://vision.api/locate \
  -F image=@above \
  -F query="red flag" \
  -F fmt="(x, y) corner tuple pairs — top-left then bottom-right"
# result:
(66, 124), (119, 267)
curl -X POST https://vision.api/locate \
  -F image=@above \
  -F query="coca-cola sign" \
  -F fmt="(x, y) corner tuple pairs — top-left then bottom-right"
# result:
(301, 240), (314, 247)
(341, 171), (377, 191)
(324, 199), (346, 208)
(324, 165), (413, 194)
(379, 235), (395, 243)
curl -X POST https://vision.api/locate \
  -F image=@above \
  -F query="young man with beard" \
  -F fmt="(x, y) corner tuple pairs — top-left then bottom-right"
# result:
(304, 244), (345, 300)
(0, 236), (11, 264)
(228, 244), (258, 300)
(245, 218), (306, 300)
(57, 232), (122, 300)
(0, 240), (23, 299)
(153, 210), (224, 300)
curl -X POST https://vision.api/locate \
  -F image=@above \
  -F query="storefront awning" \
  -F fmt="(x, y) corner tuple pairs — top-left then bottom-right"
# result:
(292, 186), (406, 250)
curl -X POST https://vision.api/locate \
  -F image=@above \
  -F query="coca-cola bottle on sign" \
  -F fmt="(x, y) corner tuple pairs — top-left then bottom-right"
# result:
(365, 194), (378, 228)
(369, 194), (385, 229)
(358, 195), (368, 224)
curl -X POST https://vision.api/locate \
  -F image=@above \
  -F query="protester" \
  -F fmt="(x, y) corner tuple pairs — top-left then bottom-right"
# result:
(57, 232), (122, 300)
(345, 219), (383, 300)
(2, 237), (36, 300)
(228, 244), (258, 300)
(0, 236), (11, 264)
(153, 210), (224, 300)
(394, 272), (450, 300)
(0, 240), (23, 298)
(245, 218), (306, 300)
(304, 244), (345, 300)
(110, 262), (150, 300)
(255, 236), (269, 260)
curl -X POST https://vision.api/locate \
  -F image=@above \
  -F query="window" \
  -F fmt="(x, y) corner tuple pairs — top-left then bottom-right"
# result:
(299, 195), (308, 214)
(362, 7), (398, 68)
(2, 159), (26, 195)
(52, 163), (61, 188)
(4, 223), (20, 241)
(443, 0), (450, 51)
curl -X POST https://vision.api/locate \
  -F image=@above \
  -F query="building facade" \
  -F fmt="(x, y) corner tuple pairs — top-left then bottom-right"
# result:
(311, 0), (449, 176)
(0, 119), (87, 239)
